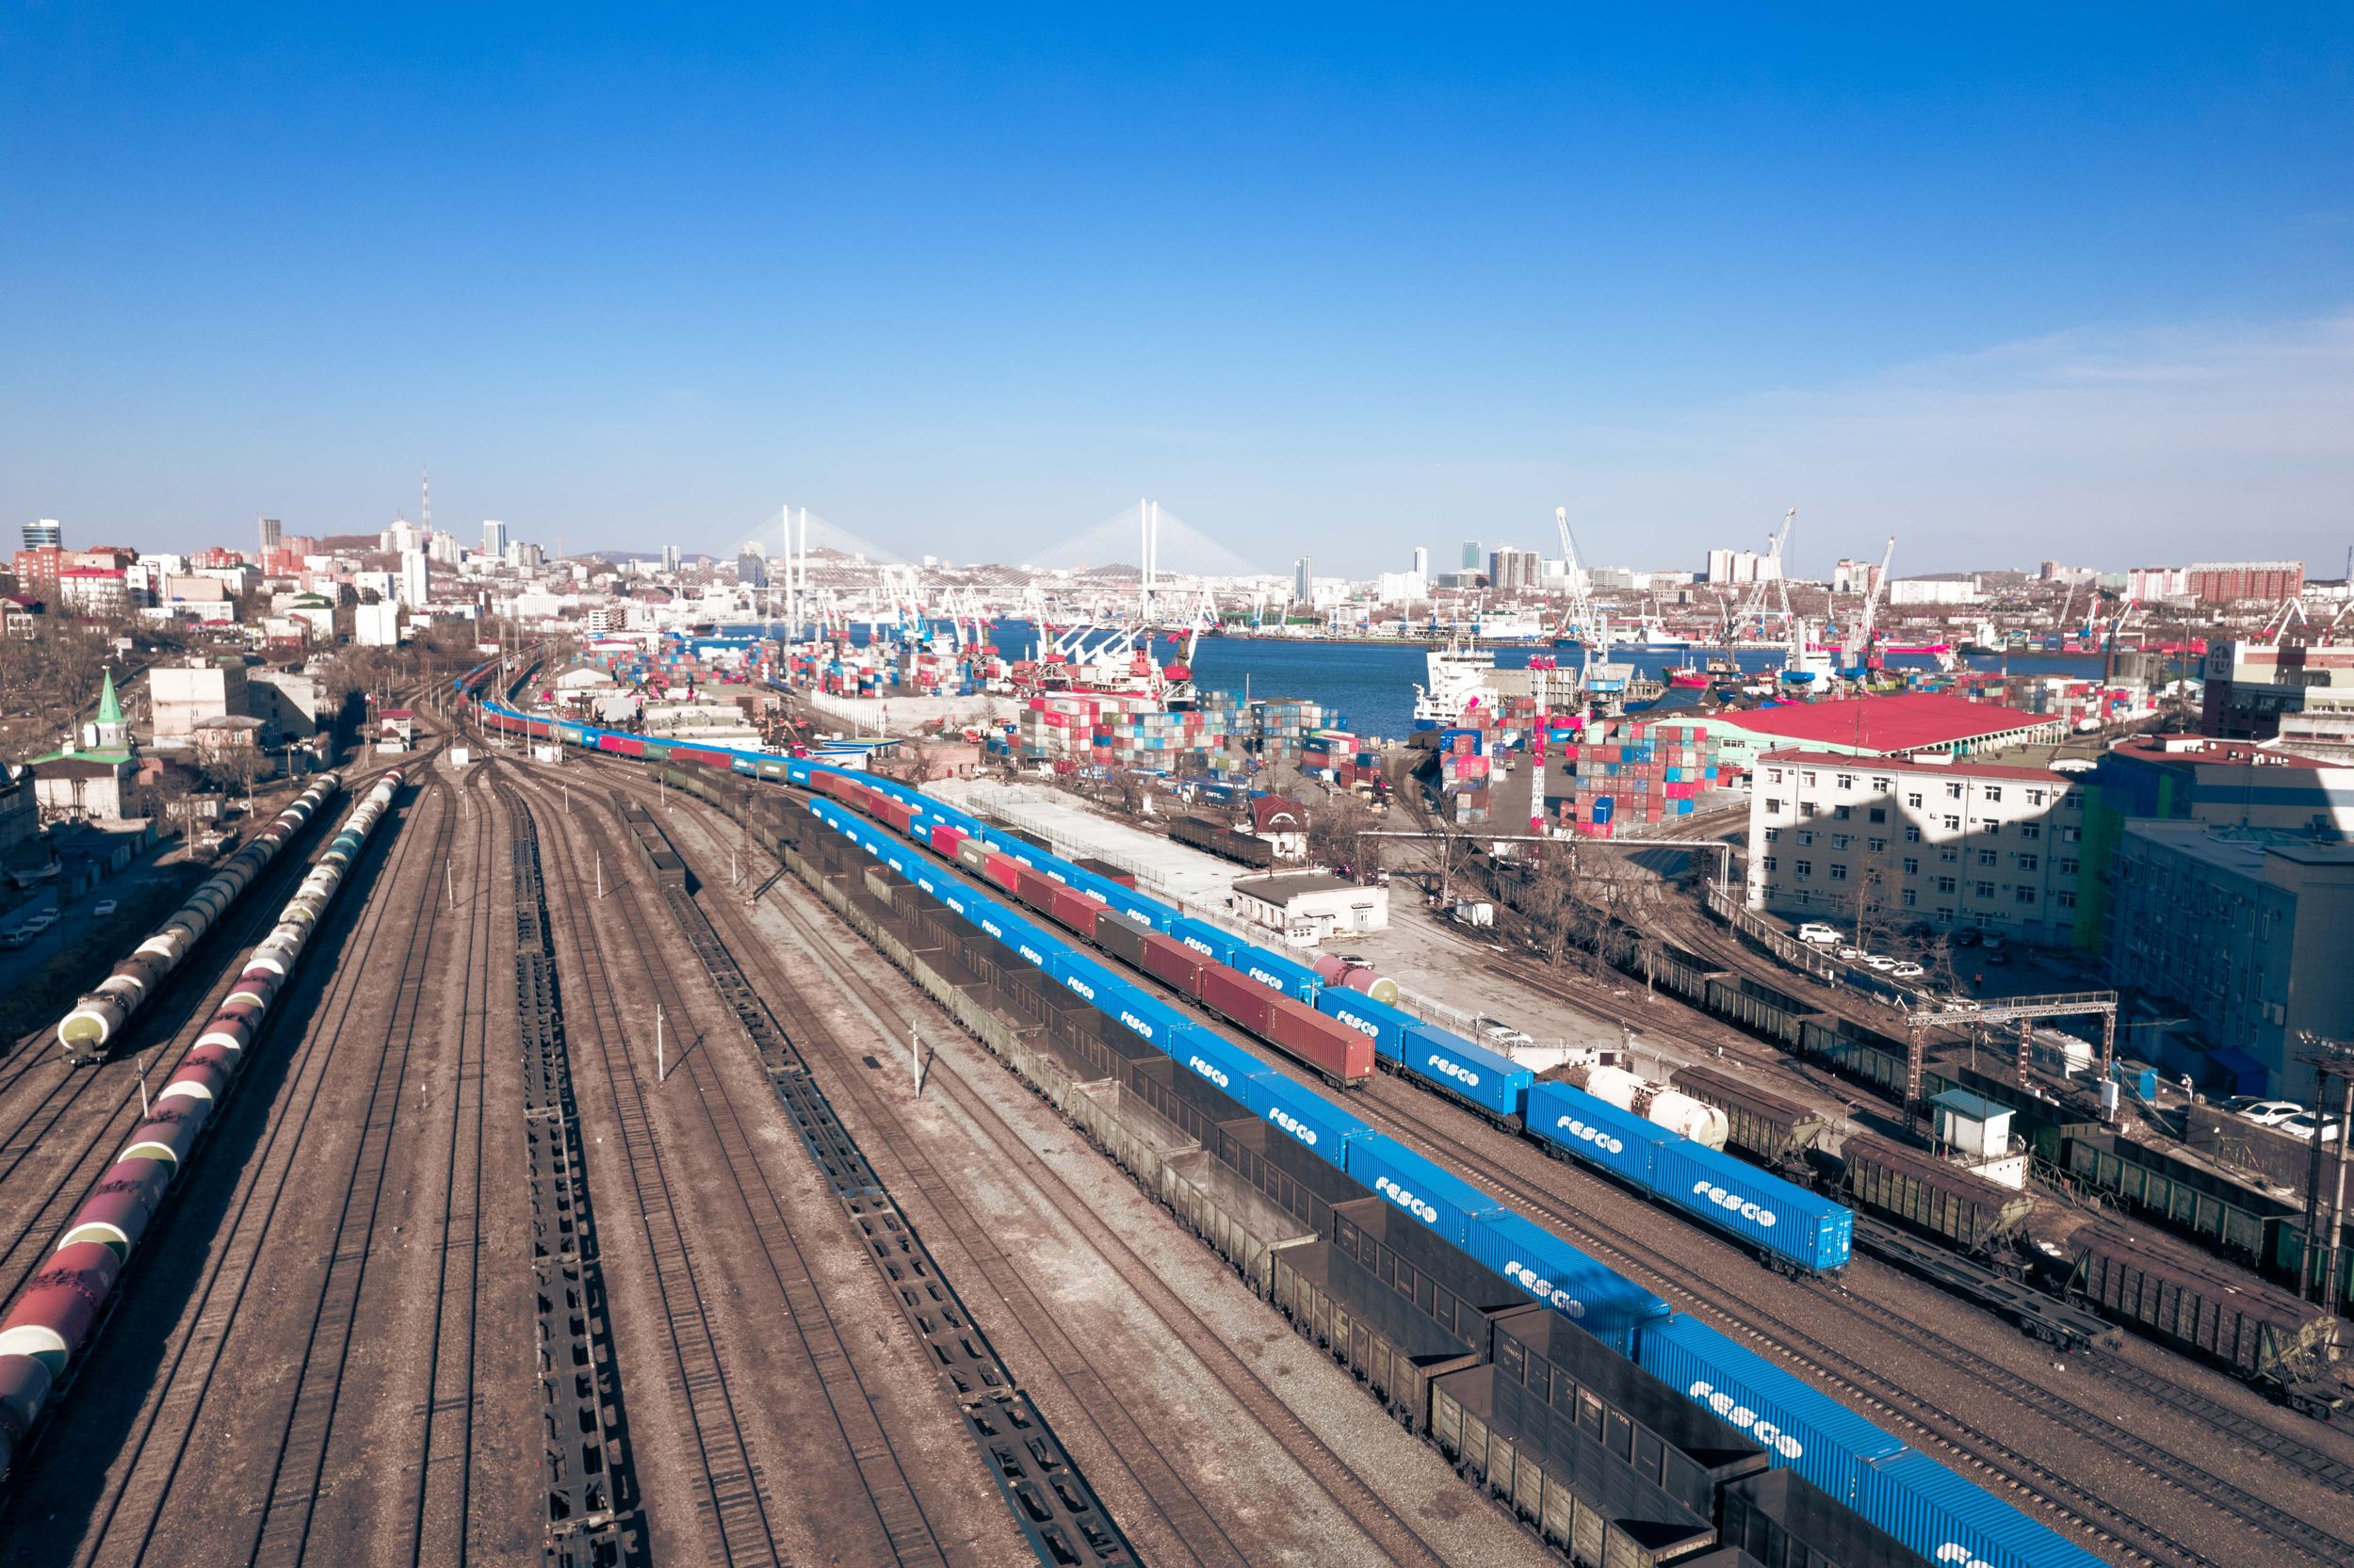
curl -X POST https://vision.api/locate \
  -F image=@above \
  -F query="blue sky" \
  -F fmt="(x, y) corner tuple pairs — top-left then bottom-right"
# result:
(2, 6), (2349, 575)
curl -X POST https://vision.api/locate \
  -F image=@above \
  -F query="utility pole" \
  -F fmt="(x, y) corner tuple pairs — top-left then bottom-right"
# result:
(2295, 1032), (2354, 1318)
(911, 1020), (928, 1096)
(657, 1004), (667, 1084)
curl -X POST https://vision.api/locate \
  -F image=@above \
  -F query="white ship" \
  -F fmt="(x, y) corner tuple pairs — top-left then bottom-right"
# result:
(1412, 637), (1497, 727)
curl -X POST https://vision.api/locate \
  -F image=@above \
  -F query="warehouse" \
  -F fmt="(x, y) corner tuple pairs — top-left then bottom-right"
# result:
(1229, 870), (1388, 944)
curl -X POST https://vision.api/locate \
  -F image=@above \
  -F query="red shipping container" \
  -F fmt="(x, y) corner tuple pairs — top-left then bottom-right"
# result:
(983, 853), (1023, 895)
(929, 823), (967, 860)
(1015, 866), (1059, 913)
(1047, 886), (1102, 941)
(1140, 931), (1212, 997)
(1199, 966), (1277, 1036)
(1264, 994), (1374, 1086)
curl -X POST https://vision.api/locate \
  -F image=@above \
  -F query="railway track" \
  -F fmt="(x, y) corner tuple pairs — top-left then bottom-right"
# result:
(1352, 1076), (2353, 1568)
(12, 765), (440, 1561)
(661, 796), (1451, 1568)
(512, 779), (787, 1567)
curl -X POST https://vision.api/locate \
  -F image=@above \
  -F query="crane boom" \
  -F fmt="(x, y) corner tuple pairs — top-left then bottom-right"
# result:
(1554, 506), (1598, 642)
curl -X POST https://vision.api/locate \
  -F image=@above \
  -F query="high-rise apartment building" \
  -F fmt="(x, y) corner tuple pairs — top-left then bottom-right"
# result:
(23, 519), (60, 551)
(1293, 556), (1313, 603)
(1460, 542), (1482, 570)
(482, 519), (510, 558)
(258, 516), (282, 554)
(1412, 546), (1429, 579)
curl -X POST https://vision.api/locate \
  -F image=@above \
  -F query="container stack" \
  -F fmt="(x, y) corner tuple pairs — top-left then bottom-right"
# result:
(1566, 718), (1723, 837)
(1437, 727), (1490, 825)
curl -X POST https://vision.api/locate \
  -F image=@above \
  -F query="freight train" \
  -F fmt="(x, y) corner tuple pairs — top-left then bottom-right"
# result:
(56, 773), (345, 1063)
(473, 699), (2109, 1567)
(0, 769), (406, 1482)
(723, 749), (2099, 1568)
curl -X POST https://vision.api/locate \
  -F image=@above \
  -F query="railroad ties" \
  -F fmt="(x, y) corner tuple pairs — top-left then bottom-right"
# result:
(614, 791), (1139, 1568)
(511, 790), (647, 1567)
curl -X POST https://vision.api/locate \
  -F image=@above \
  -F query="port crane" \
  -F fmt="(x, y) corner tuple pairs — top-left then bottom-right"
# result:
(1738, 508), (1796, 644)
(1551, 505), (1600, 643)
(1840, 537), (1895, 684)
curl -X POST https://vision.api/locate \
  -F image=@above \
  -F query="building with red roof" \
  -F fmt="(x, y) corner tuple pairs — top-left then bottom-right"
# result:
(1703, 693), (2066, 769)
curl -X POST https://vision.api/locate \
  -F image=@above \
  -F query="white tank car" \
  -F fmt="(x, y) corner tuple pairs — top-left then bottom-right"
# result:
(1561, 1063), (1730, 1149)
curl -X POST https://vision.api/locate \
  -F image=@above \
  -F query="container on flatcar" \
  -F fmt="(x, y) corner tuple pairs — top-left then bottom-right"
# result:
(1341, 1131), (1503, 1247)
(1403, 1024), (1531, 1122)
(1313, 987), (1414, 1062)
(1262, 994), (1374, 1086)
(1634, 1312), (1904, 1503)
(1653, 1138), (1852, 1273)
(1719, 1469), (1935, 1568)
(1461, 1209), (1670, 1349)
(1854, 1448), (2109, 1568)
(1199, 965), (1277, 1036)
(1139, 930), (1213, 996)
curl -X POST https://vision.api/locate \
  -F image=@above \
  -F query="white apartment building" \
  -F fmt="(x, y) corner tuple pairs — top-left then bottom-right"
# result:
(1745, 750), (2087, 945)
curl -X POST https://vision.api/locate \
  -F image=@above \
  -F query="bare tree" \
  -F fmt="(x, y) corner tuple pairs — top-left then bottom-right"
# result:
(195, 730), (264, 811)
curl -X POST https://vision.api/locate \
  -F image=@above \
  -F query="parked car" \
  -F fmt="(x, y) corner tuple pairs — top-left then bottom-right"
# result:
(2226, 1098), (2306, 1128)
(1891, 962), (1926, 979)
(1954, 928), (1984, 948)
(90, 899), (117, 918)
(1834, 945), (1864, 962)
(2281, 1111), (2343, 1143)
(1980, 933), (2006, 955)
(1862, 955), (1898, 972)
(1795, 922), (1841, 946)
(0, 930), (31, 950)
(19, 912), (57, 933)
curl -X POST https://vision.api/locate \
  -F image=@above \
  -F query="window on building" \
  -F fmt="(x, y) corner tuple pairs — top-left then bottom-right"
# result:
(1872, 776), (1891, 792)
(1903, 857), (1919, 875)
(2056, 890), (2076, 909)
(1800, 801), (1819, 817)
(1765, 798), (1784, 816)
(1801, 771), (1817, 786)
(2059, 826), (2080, 842)
(1984, 785), (2003, 802)
(1945, 783), (1963, 800)
(1906, 792), (1923, 808)
(1904, 826), (1922, 843)
(2018, 854), (2038, 872)
(1975, 881), (1996, 898)
(1943, 815), (1961, 832)
(1868, 806), (1886, 824)
(1829, 864), (1848, 881)
(1767, 768), (1784, 784)
(2026, 789), (2045, 806)
(1977, 849), (1997, 867)
(1795, 860), (1812, 879)
(2064, 795), (2081, 812)
(1830, 833), (1850, 849)
(1835, 773), (1854, 789)
(2056, 857), (2078, 875)
(1977, 818), (1999, 832)
(1834, 804), (1853, 820)
(2015, 885), (2037, 904)
(1936, 876), (1956, 895)
(1762, 827), (1781, 843)
(1795, 829), (1814, 846)
(1940, 847), (1959, 863)
(1902, 888), (1917, 907)
(1868, 837), (1887, 852)
(2018, 823), (2040, 841)
(1761, 856), (1778, 873)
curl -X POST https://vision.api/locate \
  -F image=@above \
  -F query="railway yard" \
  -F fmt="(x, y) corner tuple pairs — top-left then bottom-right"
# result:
(4, 680), (2353, 1568)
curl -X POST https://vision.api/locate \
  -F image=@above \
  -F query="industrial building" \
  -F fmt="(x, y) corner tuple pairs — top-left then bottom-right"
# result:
(1745, 751), (2086, 945)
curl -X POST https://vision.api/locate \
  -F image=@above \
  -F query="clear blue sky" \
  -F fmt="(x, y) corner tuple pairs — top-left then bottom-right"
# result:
(3, 6), (2349, 576)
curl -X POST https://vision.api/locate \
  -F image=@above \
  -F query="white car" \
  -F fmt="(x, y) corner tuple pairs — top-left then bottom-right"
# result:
(1795, 923), (1841, 946)
(1862, 955), (1898, 972)
(1834, 945), (1864, 962)
(2281, 1111), (2342, 1143)
(90, 899), (117, 918)
(1891, 962), (1926, 979)
(2228, 1098), (2305, 1128)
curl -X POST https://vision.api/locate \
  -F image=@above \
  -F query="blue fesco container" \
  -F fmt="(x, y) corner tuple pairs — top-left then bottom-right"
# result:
(1404, 1025), (1532, 1121)
(1228, 942), (1323, 1004)
(1634, 1314), (1902, 1504)
(1342, 1132), (1503, 1247)
(1856, 1449), (2108, 1568)
(1254, 1072), (1369, 1167)
(1169, 917), (1240, 967)
(1462, 1210), (1668, 1350)
(1653, 1140), (1853, 1273)
(1103, 990), (1193, 1053)
(973, 904), (1055, 973)
(1525, 1081), (1664, 1186)
(1314, 988), (1414, 1062)
(1174, 1028), (1269, 1106)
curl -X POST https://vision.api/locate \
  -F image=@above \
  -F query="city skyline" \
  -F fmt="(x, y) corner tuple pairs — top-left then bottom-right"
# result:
(2, 9), (2349, 573)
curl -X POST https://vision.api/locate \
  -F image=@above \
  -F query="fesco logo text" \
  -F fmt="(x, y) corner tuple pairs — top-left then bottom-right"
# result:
(1933, 1546), (1994, 1568)
(1267, 1107), (1318, 1146)
(1064, 976), (1096, 1001)
(1692, 1181), (1778, 1228)
(1428, 1056), (1482, 1088)
(1118, 1010), (1155, 1041)
(1180, 935), (1215, 957)
(1502, 1260), (1585, 1318)
(1373, 1176), (1440, 1225)
(1019, 945), (1044, 965)
(1246, 967), (1283, 990)
(1187, 1055), (1230, 1089)
(1686, 1380), (1804, 1459)
(1553, 1115), (1625, 1156)
(1334, 1011), (1378, 1040)
(982, 918), (1003, 938)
